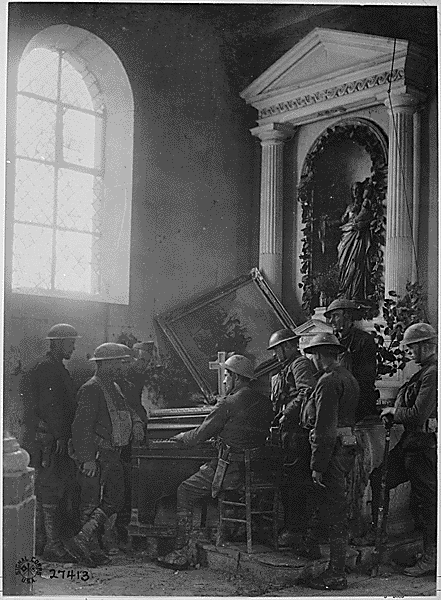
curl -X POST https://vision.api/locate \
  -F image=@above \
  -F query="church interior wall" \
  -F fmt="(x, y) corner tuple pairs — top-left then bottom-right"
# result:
(4, 4), (438, 437)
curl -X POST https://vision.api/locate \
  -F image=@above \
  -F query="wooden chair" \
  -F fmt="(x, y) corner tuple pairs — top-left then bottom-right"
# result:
(216, 446), (281, 554)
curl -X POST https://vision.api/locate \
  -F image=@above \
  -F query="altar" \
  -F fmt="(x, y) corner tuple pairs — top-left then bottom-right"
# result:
(126, 269), (414, 553)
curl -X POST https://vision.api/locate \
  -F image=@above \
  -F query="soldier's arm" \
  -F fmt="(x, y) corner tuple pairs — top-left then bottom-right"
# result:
(309, 375), (339, 473)
(355, 333), (377, 384)
(394, 366), (437, 427)
(283, 358), (316, 417)
(175, 398), (229, 446)
(72, 386), (100, 463)
(37, 363), (71, 440)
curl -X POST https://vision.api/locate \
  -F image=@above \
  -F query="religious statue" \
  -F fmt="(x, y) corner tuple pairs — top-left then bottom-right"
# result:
(337, 177), (375, 302)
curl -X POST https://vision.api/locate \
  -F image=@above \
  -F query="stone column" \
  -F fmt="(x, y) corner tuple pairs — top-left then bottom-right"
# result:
(3, 431), (36, 595)
(380, 92), (422, 296)
(250, 123), (295, 298)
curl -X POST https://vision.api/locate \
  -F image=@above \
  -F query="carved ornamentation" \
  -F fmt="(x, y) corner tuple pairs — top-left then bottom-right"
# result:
(258, 68), (405, 119)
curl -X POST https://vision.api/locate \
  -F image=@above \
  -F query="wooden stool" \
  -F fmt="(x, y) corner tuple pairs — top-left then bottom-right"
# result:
(216, 446), (281, 554)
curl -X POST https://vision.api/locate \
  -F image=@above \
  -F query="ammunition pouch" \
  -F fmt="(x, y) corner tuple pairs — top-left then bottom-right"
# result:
(337, 427), (358, 449)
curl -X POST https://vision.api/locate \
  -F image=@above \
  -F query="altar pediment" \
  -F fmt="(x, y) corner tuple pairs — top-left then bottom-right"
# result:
(241, 28), (430, 125)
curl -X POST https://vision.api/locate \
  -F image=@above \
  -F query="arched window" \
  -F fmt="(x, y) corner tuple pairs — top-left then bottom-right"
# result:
(10, 25), (134, 304)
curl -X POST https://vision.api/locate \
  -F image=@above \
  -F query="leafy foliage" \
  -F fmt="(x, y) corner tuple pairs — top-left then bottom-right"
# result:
(373, 282), (427, 378)
(298, 121), (387, 316)
(311, 263), (340, 307)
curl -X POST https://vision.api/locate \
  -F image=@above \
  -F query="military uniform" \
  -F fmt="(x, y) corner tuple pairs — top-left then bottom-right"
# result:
(338, 325), (378, 421)
(270, 355), (317, 544)
(301, 363), (359, 587)
(20, 351), (77, 559)
(370, 355), (437, 564)
(115, 371), (149, 545)
(158, 382), (273, 568)
(71, 375), (144, 522)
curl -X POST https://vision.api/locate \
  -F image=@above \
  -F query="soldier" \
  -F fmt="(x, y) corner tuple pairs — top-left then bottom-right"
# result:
(367, 323), (437, 576)
(20, 323), (80, 562)
(300, 333), (359, 591)
(324, 298), (379, 422)
(114, 341), (153, 548)
(267, 328), (319, 556)
(65, 343), (145, 567)
(157, 354), (273, 570)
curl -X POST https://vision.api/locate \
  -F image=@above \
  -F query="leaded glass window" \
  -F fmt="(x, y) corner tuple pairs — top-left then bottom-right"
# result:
(13, 47), (105, 296)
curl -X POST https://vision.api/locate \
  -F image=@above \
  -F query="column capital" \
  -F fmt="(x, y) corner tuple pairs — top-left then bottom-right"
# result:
(377, 91), (424, 114)
(250, 122), (296, 145)
(3, 431), (30, 473)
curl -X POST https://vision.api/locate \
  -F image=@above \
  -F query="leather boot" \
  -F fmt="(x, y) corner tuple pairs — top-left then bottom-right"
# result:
(64, 507), (108, 568)
(306, 528), (348, 590)
(35, 501), (46, 556)
(157, 509), (193, 569)
(41, 503), (73, 562)
(80, 506), (111, 566)
(404, 542), (436, 577)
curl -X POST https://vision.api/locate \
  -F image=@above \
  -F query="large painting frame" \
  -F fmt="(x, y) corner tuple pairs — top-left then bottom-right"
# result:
(155, 268), (296, 403)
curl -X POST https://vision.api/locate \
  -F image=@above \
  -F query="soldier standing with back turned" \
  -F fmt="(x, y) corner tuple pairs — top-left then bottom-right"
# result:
(267, 329), (319, 556)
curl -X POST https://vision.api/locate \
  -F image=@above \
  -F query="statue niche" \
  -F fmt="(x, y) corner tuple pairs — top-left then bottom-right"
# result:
(298, 120), (387, 316)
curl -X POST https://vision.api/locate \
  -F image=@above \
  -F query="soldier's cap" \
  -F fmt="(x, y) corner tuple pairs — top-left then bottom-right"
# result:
(267, 329), (299, 350)
(133, 341), (155, 351)
(324, 298), (363, 319)
(303, 332), (346, 354)
(89, 342), (132, 361)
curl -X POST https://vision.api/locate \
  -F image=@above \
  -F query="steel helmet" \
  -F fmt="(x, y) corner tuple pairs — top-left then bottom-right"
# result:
(402, 323), (437, 346)
(46, 323), (81, 339)
(224, 355), (254, 380)
(267, 329), (298, 350)
(89, 343), (132, 361)
(323, 298), (361, 319)
(303, 332), (346, 354)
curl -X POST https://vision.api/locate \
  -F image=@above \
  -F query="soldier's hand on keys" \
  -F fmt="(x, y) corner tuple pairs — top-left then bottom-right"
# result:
(133, 423), (145, 442)
(82, 460), (98, 477)
(171, 432), (185, 444)
(55, 438), (68, 455)
(312, 470), (326, 488)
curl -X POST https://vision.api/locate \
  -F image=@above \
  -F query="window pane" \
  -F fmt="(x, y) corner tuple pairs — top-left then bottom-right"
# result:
(55, 230), (100, 293)
(18, 47), (58, 100)
(16, 95), (56, 161)
(63, 109), (102, 169)
(12, 223), (52, 289)
(57, 170), (102, 232)
(61, 57), (94, 111)
(14, 159), (54, 225)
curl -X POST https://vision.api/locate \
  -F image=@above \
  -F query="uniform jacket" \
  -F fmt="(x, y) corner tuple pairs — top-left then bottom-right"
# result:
(178, 383), (273, 450)
(338, 325), (378, 421)
(394, 354), (438, 435)
(308, 365), (359, 473)
(72, 376), (143, 463)
(271, 354), (317, 417)
(20, 352), (77, 453)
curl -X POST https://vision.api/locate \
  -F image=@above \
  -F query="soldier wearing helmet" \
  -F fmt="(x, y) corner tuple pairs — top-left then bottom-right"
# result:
(65, 343), (145, 567)
(365, 322), (437, 576)
(267, 328), (319, 554)
(324, 298), (379, 422)
(299, 333), (360, 591)
(19, 323), (80, 562)
(114, 341), (154, 549)
(157, 354), (273, 570)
